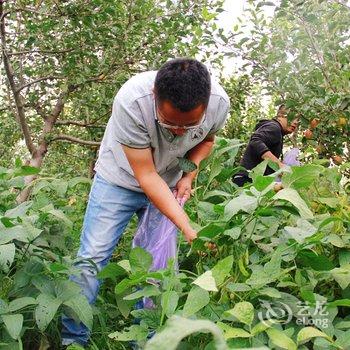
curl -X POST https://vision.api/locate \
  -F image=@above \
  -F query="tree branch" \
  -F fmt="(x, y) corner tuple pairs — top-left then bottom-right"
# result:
(0, 1), (36, 155)
(0, 6), (59, 21)
(52, 134), (101, 147)
(55, 120), (106, 128)
(55, 109), (111, 128)
(16, 75), (65, 92)
(8, 48), (74, 56)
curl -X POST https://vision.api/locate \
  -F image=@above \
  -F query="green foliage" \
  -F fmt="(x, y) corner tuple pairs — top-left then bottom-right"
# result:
(1, 139), (350, 349)
(223, 0), (350, 162)
(0, 0), (225, 178)
(102, 139), (350, 349)
(0, 166), (92, 348)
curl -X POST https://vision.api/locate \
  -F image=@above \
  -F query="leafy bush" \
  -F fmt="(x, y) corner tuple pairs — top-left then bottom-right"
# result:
(0, 165), (92, 349)
(102, 139), (350, 350)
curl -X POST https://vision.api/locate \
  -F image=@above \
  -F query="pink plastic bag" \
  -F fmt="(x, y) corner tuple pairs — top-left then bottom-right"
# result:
(132, 195), (186, 272)
(275, 148), (300, 183)
(284, 147), (300, 166)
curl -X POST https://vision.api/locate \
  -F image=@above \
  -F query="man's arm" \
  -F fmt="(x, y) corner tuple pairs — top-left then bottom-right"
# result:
(176, 135), (215, 199)
(262, 151), (284, 168)
(250, 124), (284, 168)
(184, 135), (215, 180)
(121, 145), (197, 243)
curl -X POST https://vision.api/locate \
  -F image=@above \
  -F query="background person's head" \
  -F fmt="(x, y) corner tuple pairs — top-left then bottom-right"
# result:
(276, 104), (299, 134)
(154, 58), (211, 135)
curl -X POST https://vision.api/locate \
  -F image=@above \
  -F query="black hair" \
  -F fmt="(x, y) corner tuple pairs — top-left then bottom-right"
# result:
(154, 58), (211, 112)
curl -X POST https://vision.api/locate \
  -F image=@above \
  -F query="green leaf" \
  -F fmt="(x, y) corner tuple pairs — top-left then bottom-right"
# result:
(5, 202), (32, 218)
(66, 344), (85, 350)
(217, 322), (251, 339)
(145, 316), (227, 350)
(0, 243), (15, 273)
(193, 271), (218, 292)
(327, 234), (345, 248)
(115, 272), (163, 295)
(177, 157), (197, 173)
(97, 262), (128, 280)
(32, 180), (50, 195)
(161, 290), (179, 318)
(8, 297), (37, 312)
(331, 265), (350, 289)
(266, 327), (297, 350)
(109, 325), (148, 341)
(317, 197), (339, 208)
(249, 160), (269, 181)
(55, 280), (82, 302)
(116, 293), (132, 319)
(68, 177), (91, 188)
(183, 286), (210, 317)
(39, 204), (72, 226)
(254, 175), (274, 191)
(208, 157), (223, 184)
(223, 227), (241, 240)
(211, 256), (233, 286)
(282, 165), (323, 189)
(318, 217), (343, 231)
(284, 219), (317, 243)
(14, 165), (40, 177)
(123, 285), (160, 300)
(225, 302), (254, 326)
(259, 287), (282, 298)
(35, 293), (62, 331)
(328, 299), (350, 307)
(297, 250), (335, 271)
(198, 224), (224, 240)
(50, 179), (68, 197)
(118, 259), (131, 273)
(339, 251), (350, 267)
(226, 283), (251, 292)
(2, 314), (23, 339)
(251, 320), (275, 336)
(297, 327), (332, 344)
(224, 194), (258, 220)
(63, 296), (93, 330)
(129, 247), (153, 273)
(273, 188), (313, 219)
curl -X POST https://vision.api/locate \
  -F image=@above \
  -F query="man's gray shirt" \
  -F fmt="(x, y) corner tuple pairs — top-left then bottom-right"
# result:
(95, 71), (230, 192)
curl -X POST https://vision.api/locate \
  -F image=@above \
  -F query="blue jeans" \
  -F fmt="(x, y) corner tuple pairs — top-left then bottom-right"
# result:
(61, 174), (150, 346)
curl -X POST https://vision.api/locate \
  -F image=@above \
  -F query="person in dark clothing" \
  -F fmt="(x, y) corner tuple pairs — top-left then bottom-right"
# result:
(233, 105), (299, 187)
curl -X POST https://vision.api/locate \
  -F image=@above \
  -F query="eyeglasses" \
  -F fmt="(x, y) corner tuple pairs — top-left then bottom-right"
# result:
(154, 101), (206, 131)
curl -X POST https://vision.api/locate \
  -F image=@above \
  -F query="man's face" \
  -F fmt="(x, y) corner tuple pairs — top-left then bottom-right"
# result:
(286, 118), (299, 134)
(277, 107), (299, 134)
(156, 100), (206, 136)
(278, 115), (299, 134)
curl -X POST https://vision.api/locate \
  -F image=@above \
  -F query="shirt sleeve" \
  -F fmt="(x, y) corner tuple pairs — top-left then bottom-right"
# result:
(249, 122), (282, 157)
(112, 95), (151, 149)
(208, 98), (230, 135)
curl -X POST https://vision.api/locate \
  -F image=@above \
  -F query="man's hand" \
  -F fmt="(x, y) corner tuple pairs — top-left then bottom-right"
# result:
(176, 175), (192, 201)
(182, 226), (197, 244)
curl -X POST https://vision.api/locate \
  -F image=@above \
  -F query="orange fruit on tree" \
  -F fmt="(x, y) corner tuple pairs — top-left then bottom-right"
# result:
(332, 155), (343, 165)
(310, 118), (319, 129)
(304, 129), (313, 139)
